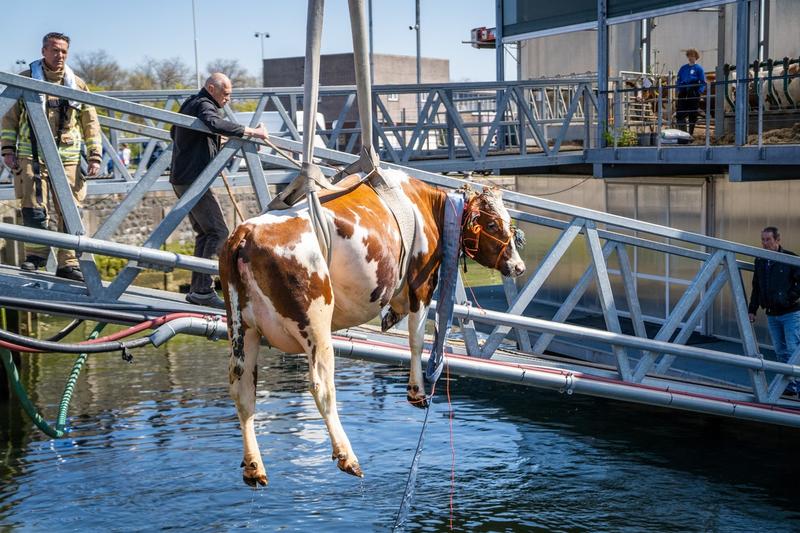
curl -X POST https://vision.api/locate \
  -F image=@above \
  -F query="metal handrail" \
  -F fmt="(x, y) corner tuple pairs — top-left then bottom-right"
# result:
(2, 70), (799, 406)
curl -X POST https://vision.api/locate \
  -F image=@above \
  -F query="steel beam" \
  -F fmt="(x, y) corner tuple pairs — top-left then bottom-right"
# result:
(532, 240), (616, 355)
(585, 221), (631, 380)
(632, 249), (726, 381)
(480, 218), (585, 358)
(735, 0), (751, 146)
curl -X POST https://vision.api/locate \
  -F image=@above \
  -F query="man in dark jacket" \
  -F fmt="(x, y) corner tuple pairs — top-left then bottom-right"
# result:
(748, 226), (800, 394)
(171, 72), (268, 308)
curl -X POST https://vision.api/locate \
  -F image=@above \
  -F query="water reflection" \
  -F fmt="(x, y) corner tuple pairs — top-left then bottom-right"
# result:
(1, 328), (799, 531)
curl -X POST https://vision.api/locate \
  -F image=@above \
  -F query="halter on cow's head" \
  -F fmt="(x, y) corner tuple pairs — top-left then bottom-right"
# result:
(460, 186), (526, 278)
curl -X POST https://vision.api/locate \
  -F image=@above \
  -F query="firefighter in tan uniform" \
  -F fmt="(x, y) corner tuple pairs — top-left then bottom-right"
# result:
(1, 32), (102, 282)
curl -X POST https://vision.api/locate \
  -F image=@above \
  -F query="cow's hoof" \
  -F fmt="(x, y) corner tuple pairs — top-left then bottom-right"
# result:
(241, 459), (268, 487)
(337, 457), (364, 478)
(407, 394), (429, 409)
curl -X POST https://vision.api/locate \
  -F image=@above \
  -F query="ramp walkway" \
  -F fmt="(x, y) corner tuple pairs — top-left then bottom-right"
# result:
(1, 72), (800, 430)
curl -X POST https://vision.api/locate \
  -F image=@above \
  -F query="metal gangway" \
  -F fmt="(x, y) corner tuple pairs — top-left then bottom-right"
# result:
(1, 72), (800, 432)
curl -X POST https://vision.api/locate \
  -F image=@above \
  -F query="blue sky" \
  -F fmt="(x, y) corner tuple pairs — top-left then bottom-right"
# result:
(1, 0), (502, 82)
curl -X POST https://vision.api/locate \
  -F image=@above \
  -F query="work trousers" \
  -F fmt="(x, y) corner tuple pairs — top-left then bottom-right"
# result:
(13, 157), (86, 268)
(172, 184), (229, 294)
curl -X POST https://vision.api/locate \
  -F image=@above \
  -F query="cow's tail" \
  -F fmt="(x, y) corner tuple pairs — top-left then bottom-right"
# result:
(219, 225), (251, 379)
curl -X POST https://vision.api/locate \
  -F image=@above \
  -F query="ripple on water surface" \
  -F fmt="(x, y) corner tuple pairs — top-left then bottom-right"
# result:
(1, 338), (799, 531)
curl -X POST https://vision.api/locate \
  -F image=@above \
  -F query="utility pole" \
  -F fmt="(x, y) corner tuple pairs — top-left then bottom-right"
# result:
(191, 0), (200, 88)
(368, 0), (374, 85)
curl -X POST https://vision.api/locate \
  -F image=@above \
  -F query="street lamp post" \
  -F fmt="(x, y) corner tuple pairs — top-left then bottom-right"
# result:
(254, 31), (270, 87)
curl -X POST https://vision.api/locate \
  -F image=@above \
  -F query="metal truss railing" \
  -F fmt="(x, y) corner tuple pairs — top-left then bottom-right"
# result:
(99, 78), (597, 173)
(1, 71), (799, 408)
(1, 77), (597, 184)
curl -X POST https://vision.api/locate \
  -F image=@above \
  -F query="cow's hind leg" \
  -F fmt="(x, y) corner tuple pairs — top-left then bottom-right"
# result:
(229, 326), (267, 487)
(303, 322), (363, 478)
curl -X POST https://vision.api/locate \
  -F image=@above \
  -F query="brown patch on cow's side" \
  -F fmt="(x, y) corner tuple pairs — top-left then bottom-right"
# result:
(325, 183), (403, 305)
(334, 217), (355, 239)
(252, 366), (258, 388)
(399, 178), (448, 312)
(366, 232), (399, 304)
(244, 220), (333, 336)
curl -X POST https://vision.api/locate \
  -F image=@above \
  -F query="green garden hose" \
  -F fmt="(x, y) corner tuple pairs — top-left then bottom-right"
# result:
(56, 323), (107, 433)
(0, 322), (107, 439)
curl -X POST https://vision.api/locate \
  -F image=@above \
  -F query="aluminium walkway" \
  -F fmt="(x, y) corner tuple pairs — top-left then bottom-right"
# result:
(1, 264), (799, 429)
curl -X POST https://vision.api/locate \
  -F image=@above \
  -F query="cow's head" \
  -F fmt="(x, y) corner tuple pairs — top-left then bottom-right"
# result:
(461, 186), (526, 278)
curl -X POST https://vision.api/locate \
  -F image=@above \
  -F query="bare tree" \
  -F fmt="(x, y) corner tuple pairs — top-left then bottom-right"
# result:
(72, 50), (125, 90)
(155, 57), (192, 89)
(127, 60), (157, 90)
(206, 58), (258, 87)
(127, 57), (191, 90)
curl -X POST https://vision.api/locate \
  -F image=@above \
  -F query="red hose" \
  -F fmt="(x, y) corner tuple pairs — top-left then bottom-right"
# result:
(0, 312), (212, 353)
(79, 312), (209, 344)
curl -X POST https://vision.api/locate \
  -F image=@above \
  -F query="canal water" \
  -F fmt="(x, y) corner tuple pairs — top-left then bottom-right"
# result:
(1, 330), (799, 532)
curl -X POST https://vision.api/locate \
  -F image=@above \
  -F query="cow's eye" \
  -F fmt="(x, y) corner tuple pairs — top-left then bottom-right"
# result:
(487, 221), (498, 231)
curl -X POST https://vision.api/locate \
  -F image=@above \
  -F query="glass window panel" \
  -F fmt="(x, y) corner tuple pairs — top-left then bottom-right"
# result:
(637, 277), (667, 320)
(668, 186), (704, 282)
(606, 184), (635, 235)
(636, 185), (667, 277)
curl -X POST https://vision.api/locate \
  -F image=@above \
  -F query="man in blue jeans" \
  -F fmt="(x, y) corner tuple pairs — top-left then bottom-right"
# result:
(748, 226), (800, 395)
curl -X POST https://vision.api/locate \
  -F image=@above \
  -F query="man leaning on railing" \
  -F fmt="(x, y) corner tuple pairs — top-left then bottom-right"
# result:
(1, 31), (102, 282)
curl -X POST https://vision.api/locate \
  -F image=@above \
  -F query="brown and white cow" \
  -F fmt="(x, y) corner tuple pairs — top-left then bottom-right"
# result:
(219, 168), (525, 486)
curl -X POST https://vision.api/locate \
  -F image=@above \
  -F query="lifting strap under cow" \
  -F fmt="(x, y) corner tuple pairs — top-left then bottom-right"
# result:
(393, 191), (464, 530)
(266, 0), (417, 280)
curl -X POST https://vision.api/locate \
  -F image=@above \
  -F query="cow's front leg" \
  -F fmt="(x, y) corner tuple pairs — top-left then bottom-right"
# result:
(229, 326), (267, 487)
(406, 306), (429, 408)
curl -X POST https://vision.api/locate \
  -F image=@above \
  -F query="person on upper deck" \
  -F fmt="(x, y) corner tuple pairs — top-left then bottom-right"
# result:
(675, 48), (707, 136)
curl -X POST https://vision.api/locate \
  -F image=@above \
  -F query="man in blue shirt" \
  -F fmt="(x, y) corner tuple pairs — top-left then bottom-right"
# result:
(675, 48), (706, 136)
